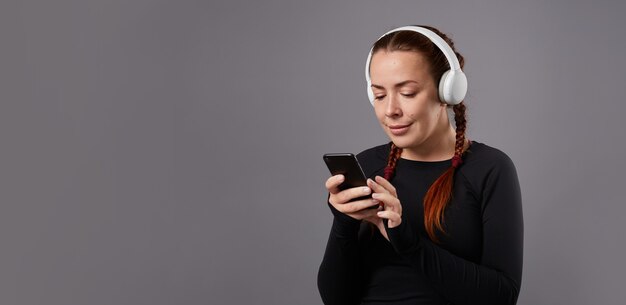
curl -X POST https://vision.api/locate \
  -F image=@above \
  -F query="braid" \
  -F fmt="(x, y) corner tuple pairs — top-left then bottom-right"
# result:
(384, 142), (403, 180)
(423, 102), (469, 243)
(451, 102), (468, 168)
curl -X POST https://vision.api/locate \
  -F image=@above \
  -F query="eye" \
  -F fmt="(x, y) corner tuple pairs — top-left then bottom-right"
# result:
(374, 95), (386, 101)
(401, 93), (417, 98)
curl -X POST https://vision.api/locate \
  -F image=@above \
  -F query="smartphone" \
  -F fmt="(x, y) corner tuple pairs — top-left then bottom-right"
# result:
(323, 153), (377, 209)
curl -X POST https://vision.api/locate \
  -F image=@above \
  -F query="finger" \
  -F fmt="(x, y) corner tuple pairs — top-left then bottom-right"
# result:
(325, 174), (345, 194)
(340, 198), (380, 213)
(371, 192), (401, 213)
(376, 210), (402, 225)
(336, 185), (372, 204)
(351, 205), (382, 219)
(374, 175), (397, 197)
(367, 178), (390, 195)
(363, 205), (385, 223)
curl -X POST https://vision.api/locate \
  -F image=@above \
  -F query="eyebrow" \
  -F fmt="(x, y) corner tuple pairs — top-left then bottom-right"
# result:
(370, 80), (420, 90)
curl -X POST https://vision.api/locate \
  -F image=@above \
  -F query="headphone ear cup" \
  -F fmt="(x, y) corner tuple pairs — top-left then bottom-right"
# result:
(438, 70), (467, 105)
(438, 70), (451, 104)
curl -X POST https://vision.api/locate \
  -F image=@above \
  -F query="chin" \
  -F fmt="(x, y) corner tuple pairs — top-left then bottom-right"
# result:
(387, 136), (411, 149)
(388, 134), (424, 150)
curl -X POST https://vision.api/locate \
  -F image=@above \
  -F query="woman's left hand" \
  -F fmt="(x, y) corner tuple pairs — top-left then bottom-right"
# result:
(362, 175), (403, 241)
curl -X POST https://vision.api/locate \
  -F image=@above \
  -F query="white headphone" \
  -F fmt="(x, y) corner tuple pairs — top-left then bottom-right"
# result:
(365, 25), (467, 106)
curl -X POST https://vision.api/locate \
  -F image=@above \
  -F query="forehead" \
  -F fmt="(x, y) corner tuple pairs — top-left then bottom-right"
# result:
(369, 50), (432, 85)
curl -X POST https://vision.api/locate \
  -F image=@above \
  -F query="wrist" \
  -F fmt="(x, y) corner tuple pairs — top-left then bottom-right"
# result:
(331, 215), (361, 238)
(327, 201), (361, 237)
(385, 218), (420, 253)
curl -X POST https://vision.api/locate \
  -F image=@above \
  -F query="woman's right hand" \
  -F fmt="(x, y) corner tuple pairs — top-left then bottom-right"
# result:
(325, 174), (382, 220)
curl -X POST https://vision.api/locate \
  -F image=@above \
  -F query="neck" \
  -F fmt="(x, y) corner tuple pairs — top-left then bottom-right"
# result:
(400, 124), (458, 161)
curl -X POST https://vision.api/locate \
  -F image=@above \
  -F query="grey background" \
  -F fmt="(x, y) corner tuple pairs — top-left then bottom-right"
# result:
(1, 0), (625, 304)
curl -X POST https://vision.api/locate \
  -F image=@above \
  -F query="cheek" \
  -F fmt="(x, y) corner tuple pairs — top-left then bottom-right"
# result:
(374, 107), (386, 121)
(406, 107), (439, 128)
(407, 108), (428, 121)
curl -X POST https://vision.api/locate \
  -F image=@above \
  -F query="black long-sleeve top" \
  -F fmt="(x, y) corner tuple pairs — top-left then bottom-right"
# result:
(317, 140), (523, 305)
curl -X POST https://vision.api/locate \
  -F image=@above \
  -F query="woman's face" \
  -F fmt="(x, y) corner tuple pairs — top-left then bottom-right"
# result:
(369, 50), (450, 155)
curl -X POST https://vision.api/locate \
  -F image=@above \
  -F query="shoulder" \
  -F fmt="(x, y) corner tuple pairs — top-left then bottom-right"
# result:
(462, 140), (517, 172)
(355, 142), (391, 177)
(458, 140), (520, 196)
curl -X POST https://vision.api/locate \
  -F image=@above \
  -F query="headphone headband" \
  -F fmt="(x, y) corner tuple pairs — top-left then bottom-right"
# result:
(365, 25), (467, 106)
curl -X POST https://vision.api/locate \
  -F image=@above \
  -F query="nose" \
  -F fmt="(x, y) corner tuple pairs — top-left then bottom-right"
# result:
(385, 93), (402, 117)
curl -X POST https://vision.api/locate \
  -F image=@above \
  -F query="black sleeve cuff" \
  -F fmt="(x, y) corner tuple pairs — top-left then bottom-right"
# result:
(327, 200), (361, 238)
(384, 217), (420, 253)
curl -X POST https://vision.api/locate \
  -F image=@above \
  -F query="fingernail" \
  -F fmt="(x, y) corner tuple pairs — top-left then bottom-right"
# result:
(377, 211), (384, 216)
(372, 199), (379, 204)
(372, 193), (379, 198)
(362, 187), (371, 194)
(337, 175), (344, 182)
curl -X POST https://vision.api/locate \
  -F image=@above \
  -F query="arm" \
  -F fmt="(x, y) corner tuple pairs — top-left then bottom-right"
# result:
(385, 156), (524, 305)
(317, 195), (365, 305)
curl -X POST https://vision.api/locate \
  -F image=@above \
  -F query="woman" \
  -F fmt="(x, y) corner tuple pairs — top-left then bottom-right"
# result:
(317, 25), (523, 305)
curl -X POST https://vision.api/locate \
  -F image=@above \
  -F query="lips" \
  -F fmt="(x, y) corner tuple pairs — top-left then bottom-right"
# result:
(388, 124), (411, 129)
(388, 123), (412, 135)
